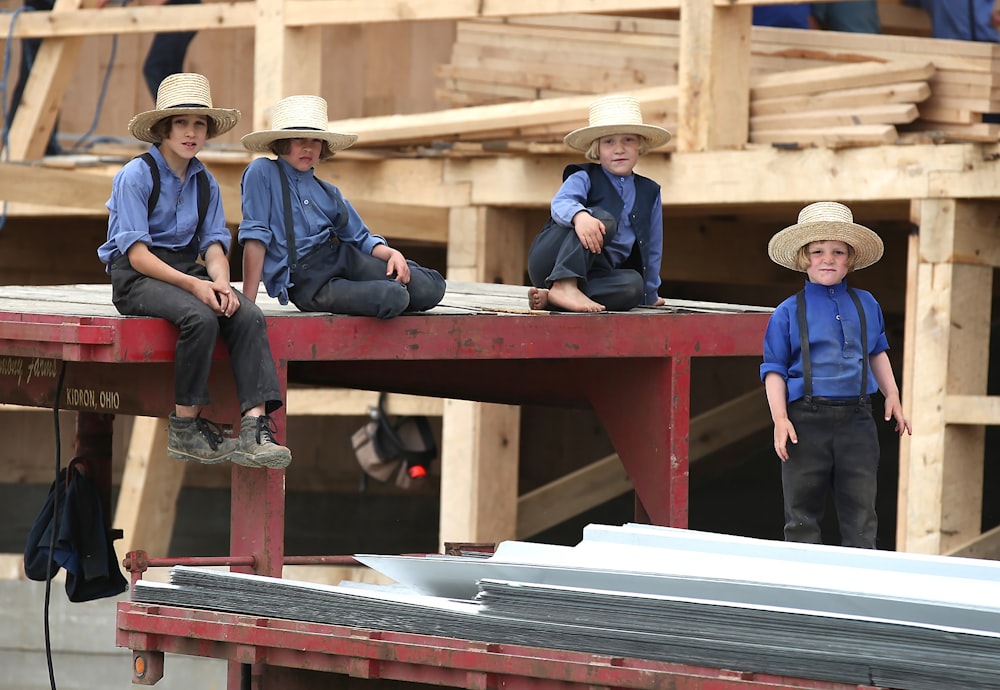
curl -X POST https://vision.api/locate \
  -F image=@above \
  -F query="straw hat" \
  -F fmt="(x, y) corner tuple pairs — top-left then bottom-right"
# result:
(563, 94), (671, 153)
(768, 202), (884, 272)
(128, 73), (240, 143)
(241, 95), (358, 153)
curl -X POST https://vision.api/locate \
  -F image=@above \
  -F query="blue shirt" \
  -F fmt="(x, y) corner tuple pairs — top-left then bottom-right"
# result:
(760, 279), (890, 402)
(98, 145), (230, 266)
(906, 0), (1000, 41)
(551, 167), (663, 304)
(237, 156), (387, 305)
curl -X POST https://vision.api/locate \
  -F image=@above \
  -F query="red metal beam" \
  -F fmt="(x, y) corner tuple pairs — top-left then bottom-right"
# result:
(1, 301), (775, 687)
(117, 603), (883, 690)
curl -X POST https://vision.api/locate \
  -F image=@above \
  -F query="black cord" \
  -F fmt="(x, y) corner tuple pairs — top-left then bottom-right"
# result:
(44, 360), (67, 690)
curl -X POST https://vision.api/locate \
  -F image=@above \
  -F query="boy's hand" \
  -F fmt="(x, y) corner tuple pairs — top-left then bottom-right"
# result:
(210, 279), (240, 317)
(773, 417), (797, 461)
(884, 398), (912, 436)
(573, 211), (606, 253)
(385, 249), (411, 284)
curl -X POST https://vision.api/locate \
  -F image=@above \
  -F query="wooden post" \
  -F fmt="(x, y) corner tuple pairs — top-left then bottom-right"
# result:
(253, 0), (322, 130)
(677, 0), (752, 152)
(5, 0), (100, 160)
(440, 206), (527, 548)
(113, 416), (184, 558)
(898, 199), (994, 553)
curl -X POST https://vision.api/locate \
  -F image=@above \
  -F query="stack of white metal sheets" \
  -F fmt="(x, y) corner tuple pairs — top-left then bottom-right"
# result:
(133, 524), (1000, 690)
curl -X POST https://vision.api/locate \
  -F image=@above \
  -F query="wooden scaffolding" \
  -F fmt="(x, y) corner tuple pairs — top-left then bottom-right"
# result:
(0, 0), (999, 561)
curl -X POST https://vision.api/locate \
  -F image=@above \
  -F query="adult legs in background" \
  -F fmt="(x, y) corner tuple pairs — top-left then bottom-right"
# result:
(143, 29), (198, 101)
(141, 0), (201, 100)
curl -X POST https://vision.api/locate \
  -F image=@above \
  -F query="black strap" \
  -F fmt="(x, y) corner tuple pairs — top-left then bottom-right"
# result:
(274, 158), (298, 271)
(274, 159), (351, 273)
(796, 286), (869, 404)
(138, 152), (209, 236)
(847, 287), (870, 399)
(796, 290), (812, 401)
(316, 177), (351, 234)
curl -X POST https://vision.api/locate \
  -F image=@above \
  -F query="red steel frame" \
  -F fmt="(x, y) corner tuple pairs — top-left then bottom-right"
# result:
(0, 305), (841, 690)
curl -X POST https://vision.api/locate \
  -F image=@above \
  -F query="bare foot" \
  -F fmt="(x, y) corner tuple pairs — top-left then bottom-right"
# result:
(547, 280), (605, 313)
(528, 287), (549, 310)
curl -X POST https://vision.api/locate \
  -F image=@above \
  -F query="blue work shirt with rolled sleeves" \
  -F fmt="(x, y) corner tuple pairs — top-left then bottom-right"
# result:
(760, 279), (890, 403)
(551, 167), (664, 305)
(98, 145), (231, 267)
(237, 156), (387, 305)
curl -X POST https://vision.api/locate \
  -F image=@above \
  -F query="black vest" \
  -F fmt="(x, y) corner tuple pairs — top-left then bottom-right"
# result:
(556, 163), (661, 304)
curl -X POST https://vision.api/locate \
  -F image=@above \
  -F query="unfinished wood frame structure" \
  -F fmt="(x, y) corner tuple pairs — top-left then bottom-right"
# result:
(1, 0), (999, 561)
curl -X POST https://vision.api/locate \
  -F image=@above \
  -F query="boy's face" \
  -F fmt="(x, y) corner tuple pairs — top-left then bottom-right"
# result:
(597, 133), (641, 176)
(280, 138), (325, 172)
(161, 115), (208, 165)
(805, 240), (850, 286)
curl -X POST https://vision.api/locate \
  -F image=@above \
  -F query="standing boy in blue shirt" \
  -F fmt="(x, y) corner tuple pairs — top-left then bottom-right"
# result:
(527, 94), (670, 313)
(98, 73), (291, 469)
(761, 202), (911, 548)
(238, 95), (446, 319)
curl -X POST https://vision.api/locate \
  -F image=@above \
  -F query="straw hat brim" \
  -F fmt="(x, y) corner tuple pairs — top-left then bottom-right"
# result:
(241, 128), (359, 153)
(128, 107), (240, 144)
(767, 220), (884, 272)
(564, 123), (671, 152)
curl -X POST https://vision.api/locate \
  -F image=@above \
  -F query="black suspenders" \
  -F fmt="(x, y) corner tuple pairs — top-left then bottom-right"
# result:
(273, 158), (350, 275)
(796, 287), (869, 404)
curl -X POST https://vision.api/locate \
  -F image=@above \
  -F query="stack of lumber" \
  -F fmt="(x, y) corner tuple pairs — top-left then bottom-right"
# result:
(749, 59), (931, 147)
(426, 14), (1000, 148)
(751, 25), (1000, 142)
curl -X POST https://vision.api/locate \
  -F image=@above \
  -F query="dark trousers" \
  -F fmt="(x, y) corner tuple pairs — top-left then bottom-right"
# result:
(527, 207), (644, 312)
(142, 0), (201, 100)
(781, 398), (880, 548)
(288, 241), (446, 319)
(110, 249), (283, 415)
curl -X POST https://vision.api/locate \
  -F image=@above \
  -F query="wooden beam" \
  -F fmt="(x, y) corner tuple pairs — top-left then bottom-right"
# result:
(946, 523), (1000, 560)
(750, 124), (898, 147)
(439, 398), (520, 547)
(689, 389), (771, 460)
(283, 0), (684, 26)
(898, 199), (993, 554)
(451, 144), (968, 208)
(327, 86), (676, 147)
(751, 81), (931, 117)
(751, 104), (919, 131)
(945, 395), (1000, 425)
(5, 0), (101, 161)
(677, 0), (751, 152)
(0, 163), (112, 210)
(286, 389), (443, 416)
(516, 387), (772, 538)
(517, 455), (633, 539)
(113, 416), (183, 559)
(750, 60), (934, 101)
(439, 206), (525, 549)
(896, 212), (919, 556)
(253, 0), (322, 132)
(0, 3), (257, 38)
